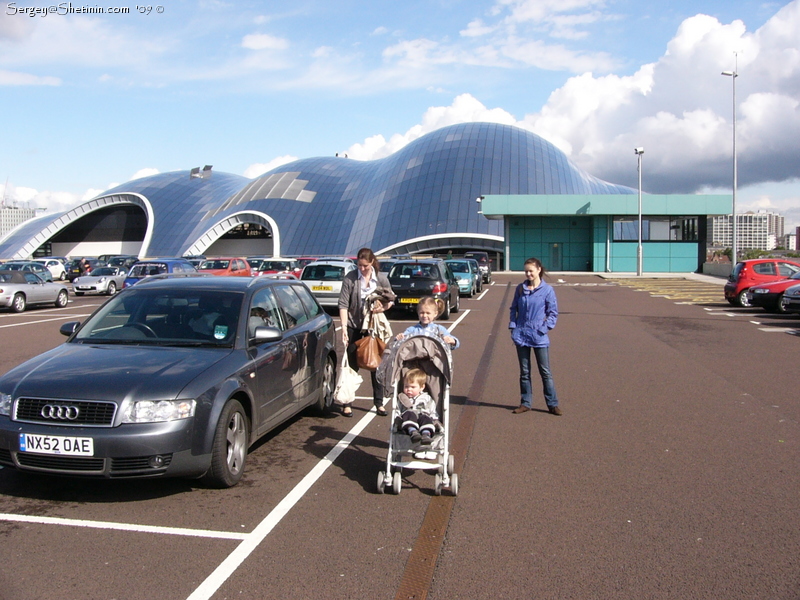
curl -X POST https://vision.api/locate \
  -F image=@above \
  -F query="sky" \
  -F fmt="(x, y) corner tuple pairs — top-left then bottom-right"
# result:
(1, 0), (799, 231)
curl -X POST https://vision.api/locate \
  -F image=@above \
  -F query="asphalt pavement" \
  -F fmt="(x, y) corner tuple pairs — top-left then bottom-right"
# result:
(0, 273), (798, 600)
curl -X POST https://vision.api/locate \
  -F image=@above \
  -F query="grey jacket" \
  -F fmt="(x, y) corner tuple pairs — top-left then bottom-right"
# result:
(338, 270), (395, 330)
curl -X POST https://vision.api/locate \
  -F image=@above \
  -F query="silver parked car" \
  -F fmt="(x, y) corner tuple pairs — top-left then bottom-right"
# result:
(72, 266), (128, 296)
(0, 275), (336, 487)
(0, 270), (69, 313)
(300, 260), (356, 308)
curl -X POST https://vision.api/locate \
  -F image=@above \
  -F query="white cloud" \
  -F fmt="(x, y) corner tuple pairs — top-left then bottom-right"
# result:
(244, 156), (298, 179)
(241, 33), (289, 51)
(130, 168), (160, 180)
(344, 94), (516, 160)
(518, 1), (800, 196)
(0, 69), (60, 86)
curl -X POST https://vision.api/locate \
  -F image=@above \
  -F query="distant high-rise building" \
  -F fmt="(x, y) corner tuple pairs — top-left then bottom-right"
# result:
(0, 206), (38, 238)
(708, 211), (785, 251)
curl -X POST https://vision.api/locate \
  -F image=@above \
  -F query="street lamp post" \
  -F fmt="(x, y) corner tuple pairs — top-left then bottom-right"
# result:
(635, 147), (644, 276)
(722, 58), (738, 265)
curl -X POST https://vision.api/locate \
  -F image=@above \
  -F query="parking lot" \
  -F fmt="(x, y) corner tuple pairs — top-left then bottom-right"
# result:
(1, 274), (799, 600)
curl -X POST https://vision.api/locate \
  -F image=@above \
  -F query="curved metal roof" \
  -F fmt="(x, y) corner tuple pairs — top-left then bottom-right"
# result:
(0, 122), (634, 259)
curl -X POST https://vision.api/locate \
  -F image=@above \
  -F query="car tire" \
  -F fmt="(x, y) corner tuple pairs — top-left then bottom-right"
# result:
(12, 293), (26, 313)
(315, 353), (336, 412)
(54, 290), (68, 308)
(107, 282), (117, 296)
(452, 292), (460, 314)
(440, 297), (450, 320)
(775, 293), (787, 314)
(59, 272), (66, 281)
(203, 399), (249, 488)
(737, 290), (751, 308)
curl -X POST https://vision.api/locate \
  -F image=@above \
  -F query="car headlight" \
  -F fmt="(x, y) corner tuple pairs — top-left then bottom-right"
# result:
(753, 288), (768, 294)
(121, 399), (196, 423)
(0, 393), (12, 416)
(97, 277), (107, 283)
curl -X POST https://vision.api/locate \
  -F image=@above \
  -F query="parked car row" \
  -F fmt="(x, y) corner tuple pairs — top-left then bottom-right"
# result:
(725, 258), (800, 311)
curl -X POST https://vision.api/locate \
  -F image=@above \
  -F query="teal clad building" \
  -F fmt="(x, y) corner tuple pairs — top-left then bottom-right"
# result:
(481, 193), (731, 272)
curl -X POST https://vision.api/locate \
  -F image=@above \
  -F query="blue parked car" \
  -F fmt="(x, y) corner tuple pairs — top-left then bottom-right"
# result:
(124, 258), (198, 288)
(445, 259), (480, 297)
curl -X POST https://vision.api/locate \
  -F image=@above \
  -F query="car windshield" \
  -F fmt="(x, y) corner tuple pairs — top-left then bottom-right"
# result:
(130, 263), (167, 277)
(389, 263), (437, 279)
(200, 260), (230, 270)
(108, 257), (131, 267)
(448, 262), (470, 273)
(267, 261), (292, 270)
(302, 265), (345, 281)
(91, 267), (116, 276)
(73, 288), (243, 346)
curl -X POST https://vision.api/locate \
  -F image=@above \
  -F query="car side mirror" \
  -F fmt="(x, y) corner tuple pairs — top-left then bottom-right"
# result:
(251, 326), (283, 343)
(60, 322), (80, 337)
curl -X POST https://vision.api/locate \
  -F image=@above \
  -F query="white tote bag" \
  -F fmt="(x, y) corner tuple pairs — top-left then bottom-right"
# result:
(334, 353), (362, 406)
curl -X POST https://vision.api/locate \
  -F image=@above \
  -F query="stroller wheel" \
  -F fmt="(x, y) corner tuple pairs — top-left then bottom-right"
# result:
(392, 471), (402, 495)
(447, 454), (455, 476)
(449, 473), (459, 496)
(434, 473), (443, 496)
(377, 471), (386, 494)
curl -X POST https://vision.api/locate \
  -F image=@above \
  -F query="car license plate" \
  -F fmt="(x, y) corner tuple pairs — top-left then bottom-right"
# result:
(312, 285), (333, 291)
(19, 433), (94, 456)
(400, 297), (420, 304)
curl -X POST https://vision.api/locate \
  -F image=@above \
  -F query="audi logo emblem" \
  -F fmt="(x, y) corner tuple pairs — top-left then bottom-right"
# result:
(40, 404), (80, 420)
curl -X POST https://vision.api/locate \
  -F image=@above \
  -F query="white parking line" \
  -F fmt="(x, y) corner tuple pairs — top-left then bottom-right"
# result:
(187, 302), (470, 600)
(0, 513), (249, 540)
(187, 406), (378, 600)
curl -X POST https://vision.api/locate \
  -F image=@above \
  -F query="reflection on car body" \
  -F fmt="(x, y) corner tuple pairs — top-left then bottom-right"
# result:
(0, 275), (337, 487)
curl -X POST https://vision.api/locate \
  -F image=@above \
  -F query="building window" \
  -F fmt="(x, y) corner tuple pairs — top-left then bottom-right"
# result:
(613, 217), (697, 241)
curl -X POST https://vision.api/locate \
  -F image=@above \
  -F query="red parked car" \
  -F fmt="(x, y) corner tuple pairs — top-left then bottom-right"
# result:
(746, 271), (800, 313)
(724, 258), (800, 307)
(197, 257), (252, 277)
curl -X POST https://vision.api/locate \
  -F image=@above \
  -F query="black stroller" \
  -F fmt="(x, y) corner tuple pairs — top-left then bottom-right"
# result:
(375, 333), (458, 495)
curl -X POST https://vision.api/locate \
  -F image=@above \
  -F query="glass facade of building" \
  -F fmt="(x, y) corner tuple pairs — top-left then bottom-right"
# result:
(0, 122), (635, 260)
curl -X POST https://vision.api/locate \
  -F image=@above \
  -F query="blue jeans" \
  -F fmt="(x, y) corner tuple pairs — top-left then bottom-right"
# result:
(516, 345), (558, 408)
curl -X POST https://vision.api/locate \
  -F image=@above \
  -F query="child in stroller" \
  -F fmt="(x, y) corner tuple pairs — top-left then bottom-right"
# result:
(376, 328), (458, 496)
(398, 368), (438, 449)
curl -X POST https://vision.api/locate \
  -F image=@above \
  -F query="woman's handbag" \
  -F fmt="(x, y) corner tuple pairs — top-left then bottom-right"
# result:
(334, 354), (362, 405)
(354, 332), (386, 371)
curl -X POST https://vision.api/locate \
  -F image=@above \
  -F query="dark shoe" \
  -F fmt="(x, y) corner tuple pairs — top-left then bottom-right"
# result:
(420, 432), (432, 446)
(342, 406), (353, 418)
(409, 430), (422, 443)
(375, 406), (388, 417)
(512, 405), (531, 414)
(548, 406), (563, 416)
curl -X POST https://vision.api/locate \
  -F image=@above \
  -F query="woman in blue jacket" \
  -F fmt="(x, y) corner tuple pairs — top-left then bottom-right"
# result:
(509, 257), (562, 415)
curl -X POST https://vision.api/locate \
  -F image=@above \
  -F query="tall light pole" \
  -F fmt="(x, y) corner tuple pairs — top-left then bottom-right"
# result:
(722, 56), (738, 265)
(635, 147), (644, 276)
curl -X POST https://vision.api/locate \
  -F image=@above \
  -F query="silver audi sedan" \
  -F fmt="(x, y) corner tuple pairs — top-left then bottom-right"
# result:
(0, 275), (337, 487)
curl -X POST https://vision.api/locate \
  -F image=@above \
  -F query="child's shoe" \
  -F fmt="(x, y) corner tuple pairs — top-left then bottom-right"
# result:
(409, 429), (422, 443)
(420, 432), (432, 445)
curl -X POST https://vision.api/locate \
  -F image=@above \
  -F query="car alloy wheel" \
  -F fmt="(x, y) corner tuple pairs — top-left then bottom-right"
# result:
(204, 399), (249, 488)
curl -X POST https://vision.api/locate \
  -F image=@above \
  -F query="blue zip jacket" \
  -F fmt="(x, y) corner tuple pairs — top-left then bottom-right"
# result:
(509, 280), (558, 348)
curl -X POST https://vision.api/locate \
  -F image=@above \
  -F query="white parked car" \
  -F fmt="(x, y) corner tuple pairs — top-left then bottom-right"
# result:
(300, 260), (356, 308)
(32, 258), (67, 281)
